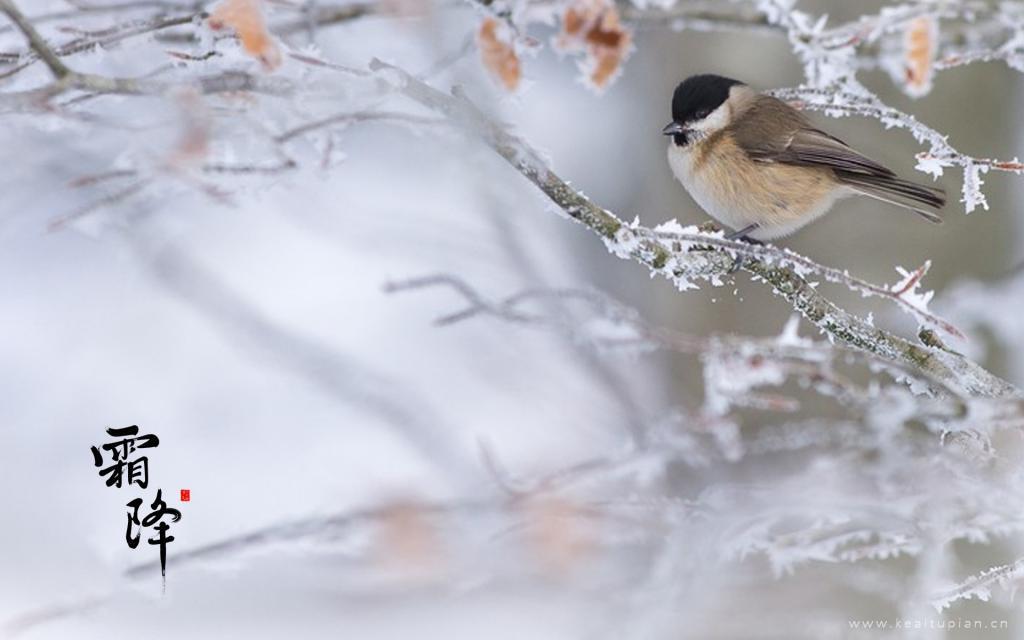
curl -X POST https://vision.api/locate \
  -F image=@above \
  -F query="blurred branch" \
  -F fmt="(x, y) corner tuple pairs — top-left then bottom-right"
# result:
(0, 3), (187, 36)
(385, 274), (621, 327)
(122, 498), (489, 578)
(275, 109), (447, 142)
(1, 0), (1018, 83)
(273, 2), (375, 36)
(617, 0), (779, 34)
(0, 3), (374, 74)
(58, 105), (441, 227)
(118, 444), (1024, 589)
(937, 41), (1024, 71)
(126, 230), (478, 479)
(382, 275), (870, 410)
(0, 69), (294, 112)
(0, 0), (72, 78)
(385, 274), (1024, 429)
(370, 59), (1019, 399)
(385, 274), (656, 446)
(7, 499), (492, 635)
(0, 10), (205, 78)
(50, 11), (204, 56)
(4, 595), (110, 639)
(49, 180), (151, 232)
(0, 3), (291, 109)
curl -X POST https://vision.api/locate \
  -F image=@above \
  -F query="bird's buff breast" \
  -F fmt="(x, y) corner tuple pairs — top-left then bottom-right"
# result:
(667, 137), (839, 240)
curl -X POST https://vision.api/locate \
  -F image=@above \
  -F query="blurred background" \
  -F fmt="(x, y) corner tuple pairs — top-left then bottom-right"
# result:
(2, 0), (1024, 638)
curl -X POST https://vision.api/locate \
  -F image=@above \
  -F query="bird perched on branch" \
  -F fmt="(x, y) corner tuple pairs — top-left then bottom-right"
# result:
(663, 74), (945, 242)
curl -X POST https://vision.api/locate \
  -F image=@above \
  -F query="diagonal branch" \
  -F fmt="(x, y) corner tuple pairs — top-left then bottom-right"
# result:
(368, 59), (1019, 399)
(931, 556), (1024, 611)
(0, 0), (71, 78)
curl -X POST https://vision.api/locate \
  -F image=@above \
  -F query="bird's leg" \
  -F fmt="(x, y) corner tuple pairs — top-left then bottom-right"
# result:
(725, 224), (761, 243)
(724, 224), (763, 273)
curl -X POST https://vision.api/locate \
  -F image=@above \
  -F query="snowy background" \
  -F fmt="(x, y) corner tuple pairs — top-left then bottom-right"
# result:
(2, 0), (1024, 638)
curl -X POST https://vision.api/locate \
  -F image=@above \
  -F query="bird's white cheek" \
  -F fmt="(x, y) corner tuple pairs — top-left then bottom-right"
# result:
(689, 102), (730, 134)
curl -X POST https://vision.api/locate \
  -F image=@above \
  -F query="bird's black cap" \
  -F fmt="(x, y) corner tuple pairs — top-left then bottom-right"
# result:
(671, 74), (743, 124)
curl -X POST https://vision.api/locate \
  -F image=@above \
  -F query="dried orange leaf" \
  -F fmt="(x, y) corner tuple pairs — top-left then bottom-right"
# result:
(209, 0), (282, 72)
(477, 17), (521, 92)
(373, 500), (444, 580)
(903, 16), (936, 97)
(167, 90), (210, 169)
(556, 0), (632, 90)
(523, 497), (594, 574)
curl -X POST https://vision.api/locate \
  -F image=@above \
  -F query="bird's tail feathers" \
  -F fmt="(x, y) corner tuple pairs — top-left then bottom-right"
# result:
(839, 173), (945, 224)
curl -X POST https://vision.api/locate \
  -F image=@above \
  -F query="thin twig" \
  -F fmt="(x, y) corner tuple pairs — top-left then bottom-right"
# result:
(0, 0), (72, 78)
(773, 87), (1024, 178)
(383, 273), (991, 414)
(275, 110), (447, 143)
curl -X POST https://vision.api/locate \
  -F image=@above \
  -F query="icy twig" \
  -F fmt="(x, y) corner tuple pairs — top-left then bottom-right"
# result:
(0, 3), (375, 79)
(275, 110), (447, 143)
(0, 69), (295, 113)
(385, 274), (1024, 429)
(0, 0), (72, 78)
(772, 86), (1024, 181)
(0, 10), (205, 74)
(0, 3), (293, 109)
(646, 230), (962, 339)
(615, 0), (780, 35)
(931, 557), (1024, 611)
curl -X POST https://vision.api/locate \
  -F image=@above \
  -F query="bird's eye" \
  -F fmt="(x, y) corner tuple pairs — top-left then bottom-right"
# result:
(693, 108), (710, 120)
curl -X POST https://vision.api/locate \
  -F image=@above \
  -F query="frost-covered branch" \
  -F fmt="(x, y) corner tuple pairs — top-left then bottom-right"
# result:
(750, 0), (1024, 211)
(771, 86), (1024, 213)
(931, 556), (1024, 611)
(371, 59), (1018, 399)
(0, 2), (375, 77)
(0, 9), (205, 81)
(0, 0), (72, 78)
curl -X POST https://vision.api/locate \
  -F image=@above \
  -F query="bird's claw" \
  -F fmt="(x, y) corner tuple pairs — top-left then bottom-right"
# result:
(724, 225), (763, 273)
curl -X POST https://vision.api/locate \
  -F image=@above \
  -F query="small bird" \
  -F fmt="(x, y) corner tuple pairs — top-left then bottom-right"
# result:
(663, 74), (945, 242)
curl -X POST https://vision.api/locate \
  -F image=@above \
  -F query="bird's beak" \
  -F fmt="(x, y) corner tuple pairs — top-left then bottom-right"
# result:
(662, 121), (686, 136)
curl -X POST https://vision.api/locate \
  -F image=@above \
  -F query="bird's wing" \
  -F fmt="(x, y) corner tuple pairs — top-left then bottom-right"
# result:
(729, 95), (944, 222)
(730, 95), (895, 178)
